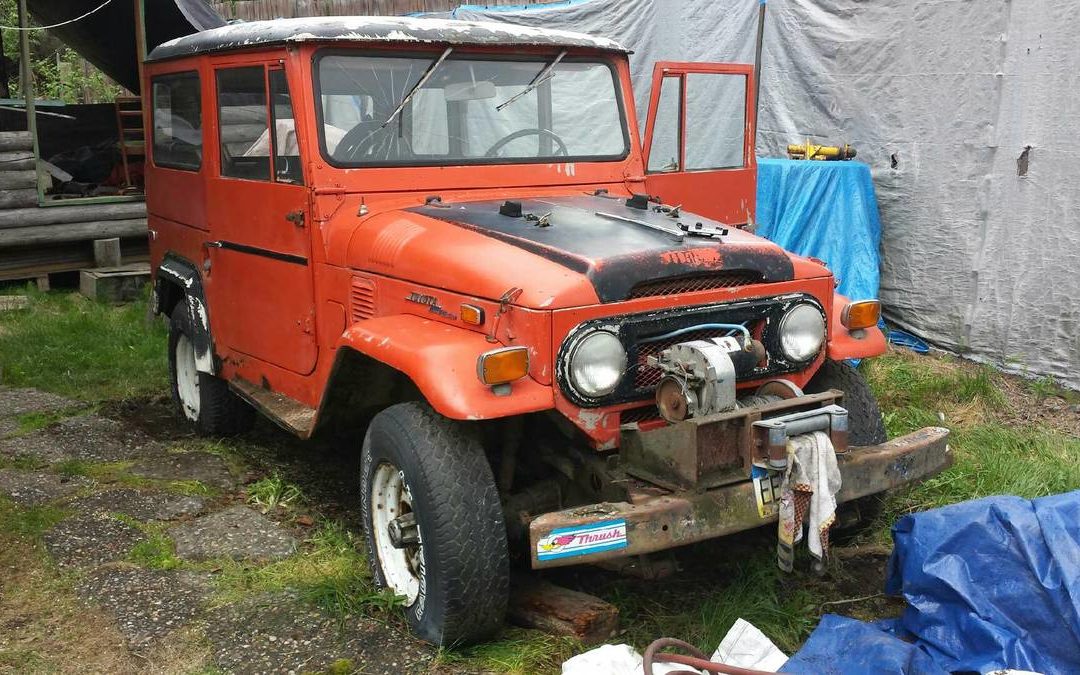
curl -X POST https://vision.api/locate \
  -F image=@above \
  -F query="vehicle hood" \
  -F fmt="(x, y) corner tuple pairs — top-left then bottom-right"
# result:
(345, 194), (796, 309)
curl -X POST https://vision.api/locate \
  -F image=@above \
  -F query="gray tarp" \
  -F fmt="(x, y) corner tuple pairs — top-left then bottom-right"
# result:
(441, 0), (1080, 389)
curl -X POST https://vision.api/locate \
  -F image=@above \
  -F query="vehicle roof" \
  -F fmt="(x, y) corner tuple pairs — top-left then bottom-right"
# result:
(146, 15), (629, 62)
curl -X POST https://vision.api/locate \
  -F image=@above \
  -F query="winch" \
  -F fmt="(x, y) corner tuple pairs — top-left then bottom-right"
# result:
(648, 336), (765, 422)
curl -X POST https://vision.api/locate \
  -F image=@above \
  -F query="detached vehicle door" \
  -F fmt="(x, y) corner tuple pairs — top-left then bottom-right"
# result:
(205, 61), (318, 375)
(641, 62), (756, 226)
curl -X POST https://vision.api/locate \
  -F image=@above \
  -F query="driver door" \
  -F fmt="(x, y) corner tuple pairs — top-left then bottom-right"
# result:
(641, 62), (756, 226)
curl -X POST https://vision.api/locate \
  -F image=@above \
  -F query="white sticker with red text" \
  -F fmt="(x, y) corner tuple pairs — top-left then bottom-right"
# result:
(537, 519), (627, 561)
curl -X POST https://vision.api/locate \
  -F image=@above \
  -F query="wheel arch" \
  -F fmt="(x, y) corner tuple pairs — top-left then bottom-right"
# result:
(154, 253), (216, 375)
(322, 315), (554, 429)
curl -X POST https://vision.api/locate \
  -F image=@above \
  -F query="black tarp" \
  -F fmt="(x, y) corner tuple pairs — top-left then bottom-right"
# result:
(29, 0), (224, 93)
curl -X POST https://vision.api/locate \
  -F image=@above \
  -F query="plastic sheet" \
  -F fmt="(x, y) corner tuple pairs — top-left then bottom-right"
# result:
(756, 158), (881, 304)
(786, 491), (1080, 674)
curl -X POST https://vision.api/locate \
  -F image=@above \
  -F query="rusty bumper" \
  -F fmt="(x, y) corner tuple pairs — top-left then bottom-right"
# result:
(529, 426), (952, 569)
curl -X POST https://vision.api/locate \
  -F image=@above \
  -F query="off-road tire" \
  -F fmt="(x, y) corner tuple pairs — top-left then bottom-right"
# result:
(361, 402), (509, 646)
(804, 359), (888, 536)
(168, 303), (254, 435)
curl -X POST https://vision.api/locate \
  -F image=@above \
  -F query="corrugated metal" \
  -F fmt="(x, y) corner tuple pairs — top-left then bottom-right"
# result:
(211, 0), (539, 21)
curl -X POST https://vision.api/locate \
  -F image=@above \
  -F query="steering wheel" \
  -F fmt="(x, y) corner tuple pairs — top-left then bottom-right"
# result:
(334, 121), (384, 161)
(484, 128), (569, 158)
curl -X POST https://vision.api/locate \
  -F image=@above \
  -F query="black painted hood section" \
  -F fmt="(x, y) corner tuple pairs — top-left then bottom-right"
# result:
(409, 195), (794, 303)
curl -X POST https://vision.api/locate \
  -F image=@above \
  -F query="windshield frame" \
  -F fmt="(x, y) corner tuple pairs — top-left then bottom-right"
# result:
(311, 48), (632, 169)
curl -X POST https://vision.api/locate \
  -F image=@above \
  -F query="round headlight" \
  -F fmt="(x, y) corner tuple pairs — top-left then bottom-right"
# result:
(779, 304), (826, 362)
(569, 330), (627, 397)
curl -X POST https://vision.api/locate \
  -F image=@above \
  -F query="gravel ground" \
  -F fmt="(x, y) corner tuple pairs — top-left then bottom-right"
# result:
(77, 568), (214, 650)
(67, 488), (206, 521)
(171, 505), (298, 562)
(0, 469), (92, 506)
(0, 387), (438, 674)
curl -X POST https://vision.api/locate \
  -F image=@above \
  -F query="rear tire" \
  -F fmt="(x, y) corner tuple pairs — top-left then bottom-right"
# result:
(361, 402), (508, 646)
(168, 303), (254, 436)
(805, 359), (887, 536)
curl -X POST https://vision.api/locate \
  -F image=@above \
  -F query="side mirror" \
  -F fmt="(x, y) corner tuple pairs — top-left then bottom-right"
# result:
(444, 80), (496, 102)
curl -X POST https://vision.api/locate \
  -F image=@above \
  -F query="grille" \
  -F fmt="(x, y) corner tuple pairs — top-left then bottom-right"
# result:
(620, 405), (663, 425)
(633, 327), (751, 389)
(627, 271), (764, 300)
(350, 276), (377, 321)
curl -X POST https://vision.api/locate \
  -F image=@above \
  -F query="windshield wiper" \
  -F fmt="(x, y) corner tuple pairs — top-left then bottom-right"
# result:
(495, 49), (568, 112)
(381, 46), (453, 129)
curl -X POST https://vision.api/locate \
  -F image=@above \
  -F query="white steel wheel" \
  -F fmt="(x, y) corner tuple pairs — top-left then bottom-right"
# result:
(370, 461), (424, 605)
(174, 332), (200, 421)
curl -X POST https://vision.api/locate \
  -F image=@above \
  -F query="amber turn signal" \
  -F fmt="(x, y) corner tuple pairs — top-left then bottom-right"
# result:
(477, 347), (529, 385)
(841, 300), (881, 330)
(460, 304), (485, 326)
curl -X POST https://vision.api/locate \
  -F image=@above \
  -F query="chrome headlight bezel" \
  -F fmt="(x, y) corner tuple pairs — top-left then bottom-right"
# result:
(566, 329), (628, 399)
(778, 303), (826, 362)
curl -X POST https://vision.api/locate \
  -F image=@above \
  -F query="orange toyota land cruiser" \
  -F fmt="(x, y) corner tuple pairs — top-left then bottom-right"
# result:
(143, 16), (950, 645)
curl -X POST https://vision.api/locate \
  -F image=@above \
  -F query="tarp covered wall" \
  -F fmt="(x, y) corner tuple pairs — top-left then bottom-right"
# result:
(441, 0), (1080, 389)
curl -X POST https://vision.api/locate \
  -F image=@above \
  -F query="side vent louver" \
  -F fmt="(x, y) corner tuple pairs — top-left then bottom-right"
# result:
(350, 276), (377, 321)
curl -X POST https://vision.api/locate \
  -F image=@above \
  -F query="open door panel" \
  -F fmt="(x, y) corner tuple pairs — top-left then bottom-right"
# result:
(641, 62), (756, 226)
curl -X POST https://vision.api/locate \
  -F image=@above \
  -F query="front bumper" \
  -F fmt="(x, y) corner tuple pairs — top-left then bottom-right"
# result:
(529, 426), (951, 569)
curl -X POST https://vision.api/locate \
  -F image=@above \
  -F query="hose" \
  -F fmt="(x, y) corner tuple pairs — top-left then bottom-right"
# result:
(638, 323), (751, 345)
(642, 637), (777, 675)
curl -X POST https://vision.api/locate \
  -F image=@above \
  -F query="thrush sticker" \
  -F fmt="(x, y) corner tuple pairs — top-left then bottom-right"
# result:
(536, 519), (627, 561)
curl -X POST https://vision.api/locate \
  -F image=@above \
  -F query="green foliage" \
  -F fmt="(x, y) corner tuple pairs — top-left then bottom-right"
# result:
(0, 288), (168, 402)
(0, 497), (68, 539)
(247, 473), (305, 514)
(436, 630), (580, 675)
(129, 528), (182, 570)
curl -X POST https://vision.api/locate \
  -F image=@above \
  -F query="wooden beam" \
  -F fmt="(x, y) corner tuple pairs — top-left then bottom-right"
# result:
(0, 132), (32, 153)
(0, 202), (147, 230)
(0, 188), (39, 210)
(0, 150), (35, 170)
(0, 219), (147, 247)
(508, 576), (619, 646)
(0, 169), (38, 190)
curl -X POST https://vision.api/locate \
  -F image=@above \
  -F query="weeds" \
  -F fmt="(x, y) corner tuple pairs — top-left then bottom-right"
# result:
(0, 498), (69, 540)
(129, 528), (182, 570)
(0, 287), (167, 401)
(247, 473), (305, 513)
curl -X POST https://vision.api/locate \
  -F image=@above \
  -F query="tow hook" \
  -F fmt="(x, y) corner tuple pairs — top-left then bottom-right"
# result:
(387, 513), (419, 548)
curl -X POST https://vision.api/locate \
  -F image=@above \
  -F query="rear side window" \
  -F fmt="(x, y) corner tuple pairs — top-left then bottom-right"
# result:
(152, 72), (202, 171)
(217, 67), (270, 181)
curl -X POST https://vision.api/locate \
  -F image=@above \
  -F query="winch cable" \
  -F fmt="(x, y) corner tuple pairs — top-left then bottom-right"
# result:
(638, 323), (751, 345)
(642, 637), (776, 675)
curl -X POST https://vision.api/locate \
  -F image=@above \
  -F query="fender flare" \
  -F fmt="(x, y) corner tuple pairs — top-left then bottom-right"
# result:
(826, 293), (887, 361)
(154, 254), (217, 375)
(335, 314), (554, 421)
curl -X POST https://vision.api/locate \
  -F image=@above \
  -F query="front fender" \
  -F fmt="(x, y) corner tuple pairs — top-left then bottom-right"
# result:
(156, 254), (216, 375)
(826, 294), (887, 360)
(336, 315), (554, 420)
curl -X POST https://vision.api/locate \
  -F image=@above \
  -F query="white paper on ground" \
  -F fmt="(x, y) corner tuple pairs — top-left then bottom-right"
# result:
(560, 642), (702, 675)
(711, 618), (789, 672)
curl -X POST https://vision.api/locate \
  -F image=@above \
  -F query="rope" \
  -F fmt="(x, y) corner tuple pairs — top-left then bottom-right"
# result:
(0, 0), (115, 31)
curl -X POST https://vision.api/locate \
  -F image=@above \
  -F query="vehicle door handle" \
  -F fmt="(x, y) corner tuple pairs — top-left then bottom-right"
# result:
(285, 210), (305, 227)
(206, 241), (223, 248)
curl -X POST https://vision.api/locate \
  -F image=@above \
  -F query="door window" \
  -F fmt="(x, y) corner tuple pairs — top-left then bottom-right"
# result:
(685, 73), (747, 170)
(646, 76), (681, 173)
(269, 69), (304, 184)
(217, 67), (271, 181)
(151, 72), (202, 171)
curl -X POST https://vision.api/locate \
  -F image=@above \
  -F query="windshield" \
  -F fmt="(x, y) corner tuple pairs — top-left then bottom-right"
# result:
(316, 53), (628, 166)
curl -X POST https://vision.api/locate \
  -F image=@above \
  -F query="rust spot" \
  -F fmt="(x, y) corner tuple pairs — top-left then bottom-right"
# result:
(660, 247), (722, 266)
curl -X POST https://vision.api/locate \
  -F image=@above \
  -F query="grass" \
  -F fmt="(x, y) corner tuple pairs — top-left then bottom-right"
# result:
(52, 458), (216, 497)
(0, 497), (69, 540)
(14, 407), (92, 435)
(246, 472), (305, 514)
(209, 519), (403, 618)
(0, 286), (168, 401)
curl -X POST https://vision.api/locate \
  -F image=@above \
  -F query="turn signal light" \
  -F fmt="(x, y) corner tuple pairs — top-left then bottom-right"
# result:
(477, 347), (529, 385)
(461, 304), (485, 326)
(842, 300), (881, 330)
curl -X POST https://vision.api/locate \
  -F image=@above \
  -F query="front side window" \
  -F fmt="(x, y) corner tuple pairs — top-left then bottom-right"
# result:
(152, 72), (202, 171)
(316, 53), (628, 166)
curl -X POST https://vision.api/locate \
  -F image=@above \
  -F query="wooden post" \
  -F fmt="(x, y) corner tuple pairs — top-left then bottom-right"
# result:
(93, 238), (123, 268)
(16, 0), (42, 206)
(507, 575), (619, 645)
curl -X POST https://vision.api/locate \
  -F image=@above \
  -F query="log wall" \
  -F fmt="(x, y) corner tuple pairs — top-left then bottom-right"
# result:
(0, 131), (149, 282)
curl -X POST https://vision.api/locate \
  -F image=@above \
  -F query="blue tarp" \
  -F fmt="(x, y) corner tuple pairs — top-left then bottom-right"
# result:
(756, 158), (882, 304)
(784, 491), (1080, 674)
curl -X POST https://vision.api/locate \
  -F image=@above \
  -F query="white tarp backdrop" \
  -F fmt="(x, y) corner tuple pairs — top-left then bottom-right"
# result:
(440, 0), (1080, 389)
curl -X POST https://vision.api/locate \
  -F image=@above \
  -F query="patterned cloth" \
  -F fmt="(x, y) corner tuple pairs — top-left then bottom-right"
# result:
(777, 431), (842, 572)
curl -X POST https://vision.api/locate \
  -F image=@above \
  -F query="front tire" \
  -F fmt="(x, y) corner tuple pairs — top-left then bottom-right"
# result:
(361, 402), (508, 646)
(168, 303), (254, 435)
